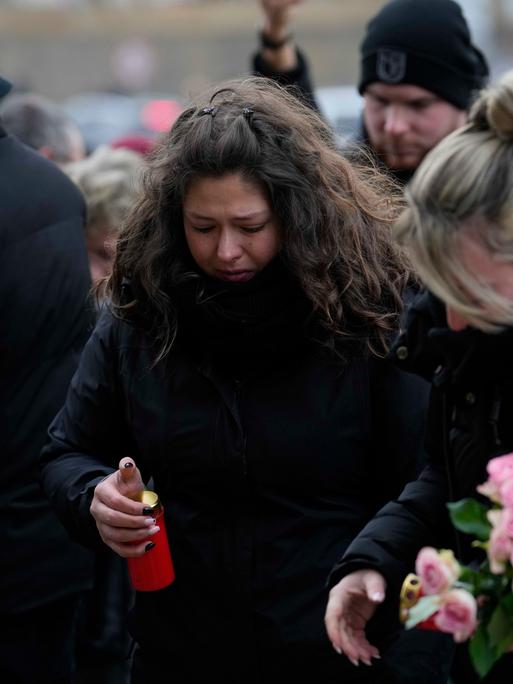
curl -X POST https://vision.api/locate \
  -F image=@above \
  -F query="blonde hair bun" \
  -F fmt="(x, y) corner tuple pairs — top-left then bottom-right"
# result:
(471, 70), (513, 141)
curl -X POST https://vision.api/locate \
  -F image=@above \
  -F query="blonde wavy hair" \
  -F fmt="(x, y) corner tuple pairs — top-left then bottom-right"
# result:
(395, 69), (513, 330)
(65, 145), (144, 240)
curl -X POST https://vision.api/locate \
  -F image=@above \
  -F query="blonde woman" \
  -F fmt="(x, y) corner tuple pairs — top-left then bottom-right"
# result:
(65, 145), (144, 284)
(325, 69), (513, 684)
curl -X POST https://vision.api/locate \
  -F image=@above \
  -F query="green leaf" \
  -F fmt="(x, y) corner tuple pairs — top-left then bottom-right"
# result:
(405, 595), (440, 629)
(448, 499), (492, 541)
(469, 625), (497, 679)
(488, 594), (513, 658)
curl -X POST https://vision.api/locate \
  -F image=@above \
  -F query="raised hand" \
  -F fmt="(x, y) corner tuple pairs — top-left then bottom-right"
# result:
(324, 569), (386, 667)
(260, 0), (304, 33)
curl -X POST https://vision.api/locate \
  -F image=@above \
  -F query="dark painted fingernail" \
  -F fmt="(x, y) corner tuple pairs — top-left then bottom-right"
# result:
(145, 542), (156, 552)
(142, 507), (153, 516)
(123, 462), (134, 468)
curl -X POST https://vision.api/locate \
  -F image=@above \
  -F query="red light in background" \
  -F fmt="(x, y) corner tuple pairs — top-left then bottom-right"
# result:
(141, 99), (182, 133)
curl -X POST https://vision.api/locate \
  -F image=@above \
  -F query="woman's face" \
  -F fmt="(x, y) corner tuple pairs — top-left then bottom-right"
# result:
(445, 234), (513, 331)
(183, 173), (280, 283)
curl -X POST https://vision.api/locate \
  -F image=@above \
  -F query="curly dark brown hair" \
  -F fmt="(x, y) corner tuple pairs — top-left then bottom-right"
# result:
(106, 76), (411, 363)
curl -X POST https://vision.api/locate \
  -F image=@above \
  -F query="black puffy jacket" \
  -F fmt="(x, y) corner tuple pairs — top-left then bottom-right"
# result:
(0, 124), (94, 614)
(41, 299), (430, 682)
(333, 289), (513, 616)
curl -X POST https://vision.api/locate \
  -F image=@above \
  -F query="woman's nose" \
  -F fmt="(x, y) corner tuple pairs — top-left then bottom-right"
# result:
(216, 228), (243, 262)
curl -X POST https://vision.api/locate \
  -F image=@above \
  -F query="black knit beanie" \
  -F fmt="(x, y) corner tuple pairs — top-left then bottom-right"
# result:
(359, 0), (489, 109)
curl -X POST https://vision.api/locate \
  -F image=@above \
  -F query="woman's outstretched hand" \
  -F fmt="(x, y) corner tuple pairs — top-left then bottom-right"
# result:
(324, 569), (386, 667)
(90, 457), (160, 558)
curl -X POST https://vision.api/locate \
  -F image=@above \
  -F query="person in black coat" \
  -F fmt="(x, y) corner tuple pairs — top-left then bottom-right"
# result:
(41, 76), (437, 684)
(324, 68), (513, 683)
(0, 75), (94, 683)
(252, 0), (488, 185)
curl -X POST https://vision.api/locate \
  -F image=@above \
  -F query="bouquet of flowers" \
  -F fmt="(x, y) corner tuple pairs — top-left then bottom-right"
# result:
(400, 453), (513, 678)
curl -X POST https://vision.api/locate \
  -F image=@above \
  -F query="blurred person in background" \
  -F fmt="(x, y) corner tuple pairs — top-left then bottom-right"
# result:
(253, 0), (489, 184)
(110, 133), (156, 157)
(63, 144), (145, 684)
(324, 67), (513, 684)
(0, 91), (86, 165)
(39, 75), (448, 684)
(0, 74), (94, 684)
(65, 145), (144, 286)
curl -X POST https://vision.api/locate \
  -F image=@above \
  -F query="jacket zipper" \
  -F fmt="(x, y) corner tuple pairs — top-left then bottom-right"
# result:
(234, 379), (248, 478)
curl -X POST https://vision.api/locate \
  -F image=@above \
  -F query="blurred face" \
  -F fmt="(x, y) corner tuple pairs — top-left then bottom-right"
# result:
(363, 83), (466, 172)
(86, 223), (116, 285)
(183, 173), (280, 283)
(445, 235), (513, 332)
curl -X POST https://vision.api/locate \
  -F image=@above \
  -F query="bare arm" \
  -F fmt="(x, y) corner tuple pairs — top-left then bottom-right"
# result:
(258, 0), (304, 71)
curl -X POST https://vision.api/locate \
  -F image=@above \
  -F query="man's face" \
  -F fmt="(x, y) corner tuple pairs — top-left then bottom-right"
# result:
(363, 82), (466, 172)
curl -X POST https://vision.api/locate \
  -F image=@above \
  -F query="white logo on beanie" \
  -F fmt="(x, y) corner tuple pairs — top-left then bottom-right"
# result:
(376, 49), (407, 84)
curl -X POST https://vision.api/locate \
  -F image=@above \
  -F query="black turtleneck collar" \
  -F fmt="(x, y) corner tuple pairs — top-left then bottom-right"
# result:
(172, 258), (314, 378)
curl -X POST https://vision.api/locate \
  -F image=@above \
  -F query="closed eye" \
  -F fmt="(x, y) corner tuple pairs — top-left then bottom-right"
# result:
(192, 226), (215, 233)
(241, 224), (266, 234)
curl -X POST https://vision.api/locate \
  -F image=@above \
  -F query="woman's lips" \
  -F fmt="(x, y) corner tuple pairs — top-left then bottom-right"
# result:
(215, 270), (254, 283)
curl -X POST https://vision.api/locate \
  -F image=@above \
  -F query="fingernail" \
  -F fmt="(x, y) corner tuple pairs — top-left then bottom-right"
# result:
(334, 646), (341, 655)
(144, 518), (156, 526)
(142, 507), (153, 515)
(371, 592), (384, 602)
(362, 658), (372, 667)
(123, 462), (134, 468)
(349, 657), (359, 667)
(148, 526), (160, 535)
(145, 542), (156, 552)
(372, 654), (382, 660)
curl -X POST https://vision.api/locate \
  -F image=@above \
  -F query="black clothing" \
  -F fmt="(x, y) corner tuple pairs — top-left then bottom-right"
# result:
(332, 290), (513, 682)
(253, 50), (415, 185)
(253, 49), (319, 113)
(0, 124), (94, 616)
(0, 595), (81, 684)
(41, 265), (430, 683)
(359, 0), (489, 109)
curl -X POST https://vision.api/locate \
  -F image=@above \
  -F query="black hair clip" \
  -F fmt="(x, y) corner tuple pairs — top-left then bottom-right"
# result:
(242, 107), (254, 120)
(200, 106), (218, 117)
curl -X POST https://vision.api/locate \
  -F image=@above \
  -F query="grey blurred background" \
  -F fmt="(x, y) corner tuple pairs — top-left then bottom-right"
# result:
(1, 0), (513, 102)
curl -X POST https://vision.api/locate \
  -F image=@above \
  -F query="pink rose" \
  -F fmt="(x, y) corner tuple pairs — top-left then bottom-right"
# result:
(479, 454), (513, 504)
(434, 589), (477, 643)
(500, 477), (513, 508)
(487, 454), (513, 483)
(488, 525), (512, 574)
(477, 480), (501, 503)
(415, 547), (460, 595)
(502, 508), (513, 538)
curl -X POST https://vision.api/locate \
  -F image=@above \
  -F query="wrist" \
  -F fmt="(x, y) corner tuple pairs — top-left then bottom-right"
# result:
(259, 28), (293, 50)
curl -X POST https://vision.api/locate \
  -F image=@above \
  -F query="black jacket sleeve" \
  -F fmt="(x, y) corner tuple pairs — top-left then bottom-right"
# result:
(40, 310), (140, 550)
(252, 48), (319, 112)
(330, 382), (451, 608)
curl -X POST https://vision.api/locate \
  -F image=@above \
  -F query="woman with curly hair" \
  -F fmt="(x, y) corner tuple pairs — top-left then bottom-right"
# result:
(41, 77), (430, 683)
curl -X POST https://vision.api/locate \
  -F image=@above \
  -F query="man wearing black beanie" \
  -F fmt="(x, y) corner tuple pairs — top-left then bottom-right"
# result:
(252, 0), (489, 183)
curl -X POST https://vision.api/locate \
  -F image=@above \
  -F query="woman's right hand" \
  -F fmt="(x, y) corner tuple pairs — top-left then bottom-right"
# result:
(324, 569), (386, 667)
(260, 0), (304, 35)
(90, 457), (160, 558)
